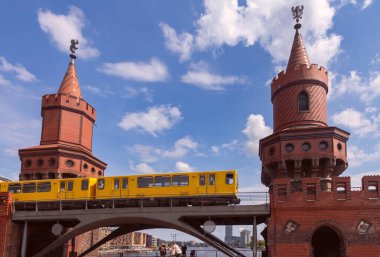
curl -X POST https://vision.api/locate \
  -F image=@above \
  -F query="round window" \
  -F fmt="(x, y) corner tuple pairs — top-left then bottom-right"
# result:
(66, 160), (74, 167)
(36, 159), (44, 167)
(25, 159), (32, 168)
(91, 168), (96, 174)
(269, 147), (275, 156)
(319, 141), (328, 150)
(302, 142), (311, 151)
(337, 143), (342, 151)
(285, 143), (294, 152)
(98, 170), (102, 176)
(83, 164), (88, 170)
(48, 158), (56, 167)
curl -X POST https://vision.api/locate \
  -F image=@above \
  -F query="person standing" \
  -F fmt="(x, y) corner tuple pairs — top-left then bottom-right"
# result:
(181, 244), (187, 256)
(159, 244), (167, 257)
(170, 242), (182, 257)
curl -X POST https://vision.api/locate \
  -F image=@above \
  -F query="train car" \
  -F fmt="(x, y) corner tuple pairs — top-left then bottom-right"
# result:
(0, 177), (97, 210)
(92, 170), (239, 207)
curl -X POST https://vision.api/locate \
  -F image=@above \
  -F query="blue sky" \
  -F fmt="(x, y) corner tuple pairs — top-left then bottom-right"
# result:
(1, 0), (380, 241)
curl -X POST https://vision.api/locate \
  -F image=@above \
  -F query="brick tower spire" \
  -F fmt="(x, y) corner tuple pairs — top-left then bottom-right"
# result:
(18, 40), (107, 180)
(259, 6), (349, 189)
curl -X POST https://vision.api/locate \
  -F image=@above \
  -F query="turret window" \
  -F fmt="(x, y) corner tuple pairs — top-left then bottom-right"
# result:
(298, 92), (309, 111)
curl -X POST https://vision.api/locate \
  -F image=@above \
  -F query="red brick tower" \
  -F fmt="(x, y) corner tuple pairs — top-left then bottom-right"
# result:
(259, 7), (349, 190)
(18, 41), (107, 180)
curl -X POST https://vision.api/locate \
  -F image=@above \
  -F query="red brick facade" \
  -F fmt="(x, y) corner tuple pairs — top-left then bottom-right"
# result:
(268, 176), (380, 257)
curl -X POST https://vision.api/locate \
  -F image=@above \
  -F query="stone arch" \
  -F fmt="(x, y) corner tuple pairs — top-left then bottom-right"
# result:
(305, 220), (346, 257)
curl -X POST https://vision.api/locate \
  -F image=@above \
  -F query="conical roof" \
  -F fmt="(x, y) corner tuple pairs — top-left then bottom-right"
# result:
(286, 28), (310, 71)
(58, 59), (82, 98)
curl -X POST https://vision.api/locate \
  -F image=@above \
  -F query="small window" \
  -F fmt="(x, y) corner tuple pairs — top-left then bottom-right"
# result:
(23, 183), (36, 193)
(319, 141), (328, 150)
(269, 147), (275, 156)
(137, 177), (153, 188)
(60, 181), (65, 191)
(209, 174), (215, 185)
(368, 181), (378, 192)
(98, 179), (105, 190)
(48, 158), (56, 167)
(298, 92), (309, 111)
(114, 179), (120, 190)
(306, 184), (316, 195)
(37, 182), (51, 192)
(37, 159), (44, 167)
(66, 160), (74, 167)
(122, 178), (128, 189)
(302, 142), (311, 151)
(91, 168), (96, 174)
(199, 175), (206, 186)
(67, 181), (73, 191)
(83, 164), (89, 170)
(226, 173), (234, 185)
(8, 184), (21, 194)
(24, 159), (32, 168)
(81, 180), (89, 190)
(154, 176), (171, 187)
(278, 185), (287, 196)
(337, 143), (342, 151)
(173, 175), (189, 186)
(285, 143), (294, 152)
(98, 171), (102, 176)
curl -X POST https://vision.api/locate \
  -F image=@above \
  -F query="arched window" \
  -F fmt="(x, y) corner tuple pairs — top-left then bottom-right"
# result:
(298, 92), (309, 111)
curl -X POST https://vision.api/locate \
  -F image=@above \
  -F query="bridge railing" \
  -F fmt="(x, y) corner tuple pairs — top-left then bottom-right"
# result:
(237, 192), (269, 205)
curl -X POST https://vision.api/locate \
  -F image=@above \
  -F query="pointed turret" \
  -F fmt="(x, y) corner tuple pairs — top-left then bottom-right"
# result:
(58, 39), (81, 98)
(286, 26), (310, 71)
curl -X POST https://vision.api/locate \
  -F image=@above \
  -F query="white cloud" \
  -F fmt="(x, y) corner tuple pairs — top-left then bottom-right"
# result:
(181, 62), (245, 90)
(122, 86), (153, 102)
(332, 71), (380, 102)
(175, 161), (196, 172)
(242, 114), (272, 156)
(331, 108), (378, 137)
(348, 145), (380, 167)
(129, 162), (156, 174)
(99, 58), (169, 82)
(163, 0), (341, 67)
(37, 6), (99, 58)
(129, 136), (199, 163)
(118, 105), (182, 137)
(0, 74), (22, 92)
(211, 139), (239, 155)
(362, 0), (373, 9)
(160, 23), (194, 62)
(0, 57), (37, 82)
(85, 85), (113, 96)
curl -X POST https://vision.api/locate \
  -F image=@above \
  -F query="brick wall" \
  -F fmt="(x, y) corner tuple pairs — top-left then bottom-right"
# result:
(268, 176), (380, 257)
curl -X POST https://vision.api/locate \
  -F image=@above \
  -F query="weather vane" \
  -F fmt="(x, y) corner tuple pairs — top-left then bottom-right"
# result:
(291, 5), (303, 23)
(69, 39), (79, 59)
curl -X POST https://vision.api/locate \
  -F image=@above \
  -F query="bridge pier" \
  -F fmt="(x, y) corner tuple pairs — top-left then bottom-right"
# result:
(253, 216), (257, 257)
(21, 221), (27, 257)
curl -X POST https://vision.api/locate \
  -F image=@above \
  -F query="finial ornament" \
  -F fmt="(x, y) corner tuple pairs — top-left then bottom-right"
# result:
(69, 39), (79, 61)
(291, 5), (304, 24)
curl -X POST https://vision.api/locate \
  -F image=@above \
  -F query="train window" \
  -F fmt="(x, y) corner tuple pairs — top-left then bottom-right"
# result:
(68, 181), (73, 191)
(173, 175), (189, 186)
(226, 173), (234, 185)
(81, 180), (89, 190)
(60, 182), (65, 192)
(137, 177), (153, 188)
(37, 182), (51, 192)
(122, 178), (128, 189)
(209, 174), (215, 185)
(114, 179), (120, 190)
(199, 175), (206, 186)
(23, 183), (36, 193)
(154, 176), (171, 187)
(98, 179), (105, 190)
(8, 184), (21, 194)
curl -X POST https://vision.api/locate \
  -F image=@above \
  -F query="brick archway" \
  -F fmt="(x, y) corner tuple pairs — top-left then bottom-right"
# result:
(305, 220), (346, 257)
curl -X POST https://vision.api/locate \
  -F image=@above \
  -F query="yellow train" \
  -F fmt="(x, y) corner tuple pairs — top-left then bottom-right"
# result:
(0, 170), (239, 210)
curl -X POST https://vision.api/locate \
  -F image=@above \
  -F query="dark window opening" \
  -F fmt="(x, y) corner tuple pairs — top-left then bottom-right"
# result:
(173, 175), (189, 186)
(154, 176), (171, 187)
(81, 180), (89, 190)
(209, 174), (215, 186)
(98, 179), (105, 190)
(23, 183), (36, 193)
(122, 178), (128, 189)
(68, 181), (73, 191)
(226, 173), (234, 185)
(114, 179), (120, 190)
(8, 184), (21, 194)
(199, 175), (206, 186)
(37, 182), (51, 192)
(138, 177), (153, 188)
(298, 92), (309, 111)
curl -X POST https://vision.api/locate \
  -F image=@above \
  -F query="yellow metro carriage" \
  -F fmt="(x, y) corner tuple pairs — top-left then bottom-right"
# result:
(94, 170), (239, 207)
(0, 177), (98, 202)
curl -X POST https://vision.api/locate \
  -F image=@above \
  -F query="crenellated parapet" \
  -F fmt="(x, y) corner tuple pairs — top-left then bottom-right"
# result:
(271, 64), (328, 99)
(42, 93), (96, 122)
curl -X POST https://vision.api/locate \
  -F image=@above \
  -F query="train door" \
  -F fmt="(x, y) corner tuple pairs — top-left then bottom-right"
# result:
(198, 174), (207, 195)
(111, 178), (121, 198)
(207, 173), (216, 195)
(58, 180), (74, 200)
(120, 178), (129, 198)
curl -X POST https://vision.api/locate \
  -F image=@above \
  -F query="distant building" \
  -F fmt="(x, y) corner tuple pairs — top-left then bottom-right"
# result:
(0, 176), (11, 182)
(239, 229), (251, 247)
(225, 225), (233, 242)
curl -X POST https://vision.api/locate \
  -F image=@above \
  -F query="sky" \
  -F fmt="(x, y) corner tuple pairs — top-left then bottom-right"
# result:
(0, 0), (380, 242)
